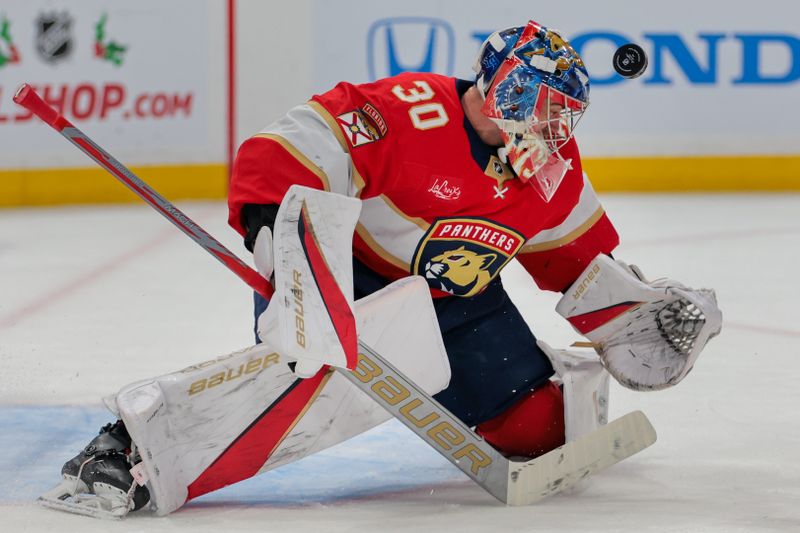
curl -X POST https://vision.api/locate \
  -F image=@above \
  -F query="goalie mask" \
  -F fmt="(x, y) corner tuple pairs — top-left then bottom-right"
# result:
(474, 21), (590, 202)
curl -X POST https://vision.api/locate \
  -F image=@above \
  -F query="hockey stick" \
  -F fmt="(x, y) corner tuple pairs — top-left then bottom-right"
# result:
(12, 85), (273, 301)
(347, 345), (656, 504)
(15, 84), (656, 505)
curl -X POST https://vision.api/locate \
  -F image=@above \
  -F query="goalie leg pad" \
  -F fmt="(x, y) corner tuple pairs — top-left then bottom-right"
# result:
(112, 276), (450, 516)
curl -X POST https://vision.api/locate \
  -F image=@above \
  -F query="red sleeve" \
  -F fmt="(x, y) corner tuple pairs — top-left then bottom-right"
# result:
(515, 139), (620, 292)
(228, 79), (387, 237)
(227, 135), (328, 237)
(516, 213), (619, 292)
(229, 73), (455, 237)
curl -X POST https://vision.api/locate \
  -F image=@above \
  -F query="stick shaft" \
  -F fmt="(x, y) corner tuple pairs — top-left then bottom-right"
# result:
(13, 84), (273, 299)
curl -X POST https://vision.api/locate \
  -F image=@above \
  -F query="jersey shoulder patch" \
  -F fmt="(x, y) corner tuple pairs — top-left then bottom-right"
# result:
(333, 103), (388, 148)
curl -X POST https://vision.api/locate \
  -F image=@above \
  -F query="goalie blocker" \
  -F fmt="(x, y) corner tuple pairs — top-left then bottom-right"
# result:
(258, 185), (362, 377)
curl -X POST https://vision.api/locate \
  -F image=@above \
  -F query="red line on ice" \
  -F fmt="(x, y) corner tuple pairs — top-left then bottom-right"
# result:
(0, 206), (218, 330)
(0, 233), (174, 330)
(622, 226), (800, 249)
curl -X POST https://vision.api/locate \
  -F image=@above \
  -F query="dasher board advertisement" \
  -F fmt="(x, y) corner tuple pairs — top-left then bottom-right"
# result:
(311, 0), (800, 157)
(0, 0), (224, 169)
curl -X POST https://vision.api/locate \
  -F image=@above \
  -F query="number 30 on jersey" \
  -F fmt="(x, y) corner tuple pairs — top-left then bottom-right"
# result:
(391, 81), (449, 131)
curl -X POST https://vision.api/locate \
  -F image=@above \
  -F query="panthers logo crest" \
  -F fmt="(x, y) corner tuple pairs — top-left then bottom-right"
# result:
(412, 218), (525, 297)
(424, 246), (497, 297)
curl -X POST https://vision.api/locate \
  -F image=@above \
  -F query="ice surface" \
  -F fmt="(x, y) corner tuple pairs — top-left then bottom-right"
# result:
(1, 196), (798, 532)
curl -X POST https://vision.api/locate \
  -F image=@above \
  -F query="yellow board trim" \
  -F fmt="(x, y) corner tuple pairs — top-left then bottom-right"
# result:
(583, 155), (800, 192)
(0, 164), (228, 207)
(2, 155), (798, 207)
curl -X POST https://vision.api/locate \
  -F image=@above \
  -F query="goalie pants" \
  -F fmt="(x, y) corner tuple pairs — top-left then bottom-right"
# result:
(253, 258), (556, 427)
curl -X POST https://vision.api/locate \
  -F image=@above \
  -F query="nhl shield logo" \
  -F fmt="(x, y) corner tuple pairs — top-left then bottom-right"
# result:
(36, 12), (73, 63)
(412, 218), (525, 297)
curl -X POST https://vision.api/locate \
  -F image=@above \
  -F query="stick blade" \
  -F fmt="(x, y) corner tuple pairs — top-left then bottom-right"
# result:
(505, 410), (656, 505)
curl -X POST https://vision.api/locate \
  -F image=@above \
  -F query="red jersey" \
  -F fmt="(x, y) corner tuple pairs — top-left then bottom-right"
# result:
(229, 72), (618, 296)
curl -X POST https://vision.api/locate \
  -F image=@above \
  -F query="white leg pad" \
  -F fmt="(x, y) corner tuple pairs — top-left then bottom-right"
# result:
(538, 341), (610, 442)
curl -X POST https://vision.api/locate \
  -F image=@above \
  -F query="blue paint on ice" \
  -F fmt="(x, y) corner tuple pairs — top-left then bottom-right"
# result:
(0, 406), (466, 506)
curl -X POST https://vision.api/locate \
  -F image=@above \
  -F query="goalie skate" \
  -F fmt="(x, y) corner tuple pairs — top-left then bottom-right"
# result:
(39, 421), (149, 520)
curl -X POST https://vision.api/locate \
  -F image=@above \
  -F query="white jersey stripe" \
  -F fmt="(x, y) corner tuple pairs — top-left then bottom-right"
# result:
(260, 103), (427, 270)
(355, 223), (409, 271)
(308, 100), (367, 198)
(520, 173), (604, 253)
(358, 195), (429, 269)
(307, 100), (348, 151)
(379, 194), (429, 231)
(519, 206), (605, 253)
(259, 104), (353, 196)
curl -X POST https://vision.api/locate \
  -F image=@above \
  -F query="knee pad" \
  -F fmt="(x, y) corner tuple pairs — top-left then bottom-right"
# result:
(538, 340), (610, 442)
(476, 381), (565, 458)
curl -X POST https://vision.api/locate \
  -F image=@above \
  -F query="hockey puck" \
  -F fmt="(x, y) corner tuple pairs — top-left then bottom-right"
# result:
(613, 43), (648, 79)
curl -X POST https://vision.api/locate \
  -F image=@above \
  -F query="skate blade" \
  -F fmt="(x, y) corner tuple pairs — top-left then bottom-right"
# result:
(38, 478), (130, 520)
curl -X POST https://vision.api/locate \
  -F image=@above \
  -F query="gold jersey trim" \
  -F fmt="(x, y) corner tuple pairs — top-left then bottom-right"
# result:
(519, 206), (605, 254)
(252, 133), (331, 192)
(379, 194), (430, 231)
(355, 222), (411, 271)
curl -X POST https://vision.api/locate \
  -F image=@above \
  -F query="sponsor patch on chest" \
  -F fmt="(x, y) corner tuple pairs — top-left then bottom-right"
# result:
(427, 176), (462, 201)
(411, 218), (525, 297)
